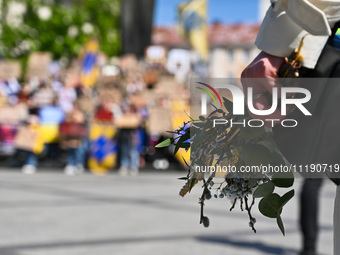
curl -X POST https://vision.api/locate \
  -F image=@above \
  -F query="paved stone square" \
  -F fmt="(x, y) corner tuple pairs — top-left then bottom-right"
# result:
(0, 169), (335, 255)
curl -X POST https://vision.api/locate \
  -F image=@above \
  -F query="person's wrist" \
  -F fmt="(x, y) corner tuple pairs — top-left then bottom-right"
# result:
(241, 51), (284, 79)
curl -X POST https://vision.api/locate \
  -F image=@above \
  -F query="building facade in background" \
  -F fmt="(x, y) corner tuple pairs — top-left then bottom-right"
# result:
(152, 22), (260, 78)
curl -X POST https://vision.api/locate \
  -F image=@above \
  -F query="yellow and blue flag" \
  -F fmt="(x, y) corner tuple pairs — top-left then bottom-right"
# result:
(79, 39), (100, 87)
(88, 122), (118, 175)
(178, 0), (209, 60)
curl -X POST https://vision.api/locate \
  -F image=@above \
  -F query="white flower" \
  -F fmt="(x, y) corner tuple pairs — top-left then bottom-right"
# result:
(82, 23), (94, 34)
(10, 47), (21, 57)
(6, 2), (26, 27)
(37, 6), (52, 20)
(10, 2), (26, 14)
(68, 26), (78, 38)
(19, 40), (31, 51)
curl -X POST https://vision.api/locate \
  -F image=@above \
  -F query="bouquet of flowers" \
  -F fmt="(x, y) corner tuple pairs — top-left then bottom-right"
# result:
(156, 97), (295, 235)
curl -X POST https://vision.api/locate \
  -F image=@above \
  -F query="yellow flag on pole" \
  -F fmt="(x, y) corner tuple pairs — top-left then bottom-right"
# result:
(178, 0), (209, 60)
(79, 39), (100, 88)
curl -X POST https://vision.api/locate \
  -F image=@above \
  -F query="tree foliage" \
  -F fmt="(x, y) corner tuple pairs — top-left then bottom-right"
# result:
(1, 0), (121, 61)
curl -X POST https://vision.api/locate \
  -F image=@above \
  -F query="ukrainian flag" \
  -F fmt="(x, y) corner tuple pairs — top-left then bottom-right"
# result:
(88, 122), (118, 175)
(178, 0), (209, 60)
(80, 39), (100, 87)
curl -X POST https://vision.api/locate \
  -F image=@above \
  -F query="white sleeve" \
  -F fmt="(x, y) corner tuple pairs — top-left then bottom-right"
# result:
(256, 0), (340, 69)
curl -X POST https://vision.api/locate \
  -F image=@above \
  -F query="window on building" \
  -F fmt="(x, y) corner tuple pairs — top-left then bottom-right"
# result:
(244, 49), (251, 62)
(227, 49), (234, 62)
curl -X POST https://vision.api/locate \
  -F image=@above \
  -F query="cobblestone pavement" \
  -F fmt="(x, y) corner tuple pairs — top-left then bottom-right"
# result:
(0, 169), (335, 255)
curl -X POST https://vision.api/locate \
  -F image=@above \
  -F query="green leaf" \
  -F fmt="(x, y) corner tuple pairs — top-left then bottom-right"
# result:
(208, 109), (224, 117)
(182, 156), (190, 168)
(241, 144), (273, 166)
(276, 190), (295, 236)
(259, 190), (295, 217)
(223, 97), (233, 113)
(258, 193), (281, 218)
(179, 143), (190, 148)
(272, 171), (294, 188)
(279, 189), (295, 209)
(270, 152), (286, 166)
(188, 177), (198, 193)
(203, 120), (214, 129)
(178, 177), (188, 180)
(248, 178), (260, 188)
(155, 138), (174, 148)
(240, 125), (266, 143)
(257, 134), (276, 153)
(174, 132), (190, 155)
(184, 111), (195, 121)
(192, 122), (204, 127)
(253, 181), (275, 198)
(166, 131), (177, 134)
(277, 215), (285, 236)
(210, 103), (218, 110)
(199, 116), (205, 121)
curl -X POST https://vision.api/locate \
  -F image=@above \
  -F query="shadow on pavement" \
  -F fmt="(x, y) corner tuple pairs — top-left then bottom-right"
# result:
(0, 234), (300, 255)
(196, 235), (298, 255)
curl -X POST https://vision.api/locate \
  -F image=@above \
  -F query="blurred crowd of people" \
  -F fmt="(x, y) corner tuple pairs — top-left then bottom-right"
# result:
(0, 68), (151, 176)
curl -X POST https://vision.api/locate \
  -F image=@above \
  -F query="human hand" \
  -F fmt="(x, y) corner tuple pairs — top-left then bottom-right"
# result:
(241, 51), (291, 126)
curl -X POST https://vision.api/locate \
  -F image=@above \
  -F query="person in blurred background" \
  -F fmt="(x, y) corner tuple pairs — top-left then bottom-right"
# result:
(0, 78), (21, 105)
(118, 100), (141, 176)
(17, 83), (32, 104)
(21, 115), (42, 174)
(60, 103), (86, 175)
(72, 87), (93, 173)
(94, 98), (114, 122)
(37, 95), (65, 166)
(32, 81), (55, 109)
(21, 95), (64, 173)
(126, 73), (144, 94)
(58, 78), (77, 114)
